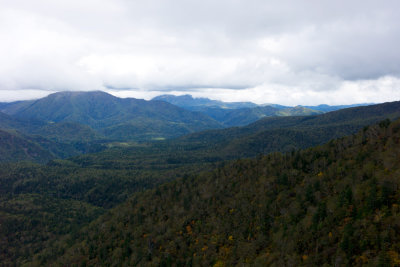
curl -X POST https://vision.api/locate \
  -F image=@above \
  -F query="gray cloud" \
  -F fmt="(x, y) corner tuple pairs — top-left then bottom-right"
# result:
(0, 0), (400, 104)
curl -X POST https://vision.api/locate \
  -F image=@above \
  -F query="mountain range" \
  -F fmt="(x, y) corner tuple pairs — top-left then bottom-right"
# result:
(152, 94), (371, 126)
(0, 91), (376, 163)
(0, 91), (227, 162)
(2, 91), (222, 141)
(0, 90), (399, 265)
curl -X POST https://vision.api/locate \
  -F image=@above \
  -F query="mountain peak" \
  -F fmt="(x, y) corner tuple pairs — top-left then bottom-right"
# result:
(47, 90), (114, 99)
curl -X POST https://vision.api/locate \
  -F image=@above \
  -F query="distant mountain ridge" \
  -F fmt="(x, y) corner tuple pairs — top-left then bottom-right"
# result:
(163, 100), (400, 159)
(62, 100), (400, 171)
(152, 94), (372, 110)
(303, 103), (374, 112)
(152, 94), (371, 126)
(152, 94), (258, 109)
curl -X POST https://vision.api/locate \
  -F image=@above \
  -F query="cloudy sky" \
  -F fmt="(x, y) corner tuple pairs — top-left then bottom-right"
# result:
(0, 0), (399, 105)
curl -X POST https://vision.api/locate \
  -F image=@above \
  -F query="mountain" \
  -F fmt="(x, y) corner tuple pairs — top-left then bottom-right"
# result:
(0, 126), (99, 163)
(40, 117), (400, 266)
(36, 122), (102, 143)
(53, 101), (400, 170)
(195, 105), (281, 126)
(0, 91), (226, 163)
(7, 91), (223, 141)
(304, 103), (373, 112)
(0, 110), (106, 162)
(152, 94), (258, 109)
(153, 94), (325, 127)
(163, 100), (400, 159)
(0, 129), (55, 163)
(276, 105), (323, 116)
(199, 106), (322, 127)
(0, 100), (36, 115)
(0, 110), (45, 132)
(0, 111), (101, 143)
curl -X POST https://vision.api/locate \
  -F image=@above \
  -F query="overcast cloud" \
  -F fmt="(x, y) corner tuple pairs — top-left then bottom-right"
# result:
(0, 0), (399, 105)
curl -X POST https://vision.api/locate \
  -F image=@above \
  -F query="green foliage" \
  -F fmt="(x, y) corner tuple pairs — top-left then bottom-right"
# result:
(1, 95), (399, 164)
(0, 129), (54, 163)
(0, 150), (216, 264)
(158, 101), (400, 160)
(0, 194), (104, 266)
(188, 104), (322, 127)
(0, 100), (400, 265)
(276, 106), (322, 116)
(36, 118), (400, 266)
(10, 91), (223, 142)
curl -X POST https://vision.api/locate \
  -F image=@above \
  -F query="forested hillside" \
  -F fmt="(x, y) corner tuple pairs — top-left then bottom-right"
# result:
(0, 149), (217, 264)
(0, 93), (392, 163)
(0, 115), (105, 163)
(0, 129), (55, 163)
(0, 194), (104, 266)
(160, 100), (400, 159)
(0, 99), (399, 265)
(0, 91), (228, 163)
(46, 118), (400, 266)
(3, 91), (223, 141)
(2, 0), (399, 266)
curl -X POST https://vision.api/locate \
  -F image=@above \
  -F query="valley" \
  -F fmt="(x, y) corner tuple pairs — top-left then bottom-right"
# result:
(0, 92), (399, 266)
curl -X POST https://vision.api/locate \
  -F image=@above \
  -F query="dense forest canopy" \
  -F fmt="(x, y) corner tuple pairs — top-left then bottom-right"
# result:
(38, 118), (400, 266)
(0, 96), (399, 266)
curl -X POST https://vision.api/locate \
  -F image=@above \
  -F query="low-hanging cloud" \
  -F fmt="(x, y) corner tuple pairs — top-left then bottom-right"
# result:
(0, 0), (399, 104)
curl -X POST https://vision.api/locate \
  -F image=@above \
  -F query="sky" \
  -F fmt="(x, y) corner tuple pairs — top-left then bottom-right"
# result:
(0, 0), (400, 105)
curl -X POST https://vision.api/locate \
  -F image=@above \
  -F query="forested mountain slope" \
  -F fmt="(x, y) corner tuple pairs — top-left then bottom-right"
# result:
(303, 103), (373, 112)
(154, 97), (323, 127)
(0, 92), (383, 163)
(0, 100), (35, 115)
(0, 110), (104, 162)
(5, 91), (223, 141)
(0, 111), (45, 133)
(59, 101), (400, 170)
(0, 100), (398, 265)
(0, 129), (55, 163)
(168, 100), (400, 159)
(195, 105), (322, 127)
(0, 149), (217, 265)
(48, 118), (400, 266)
